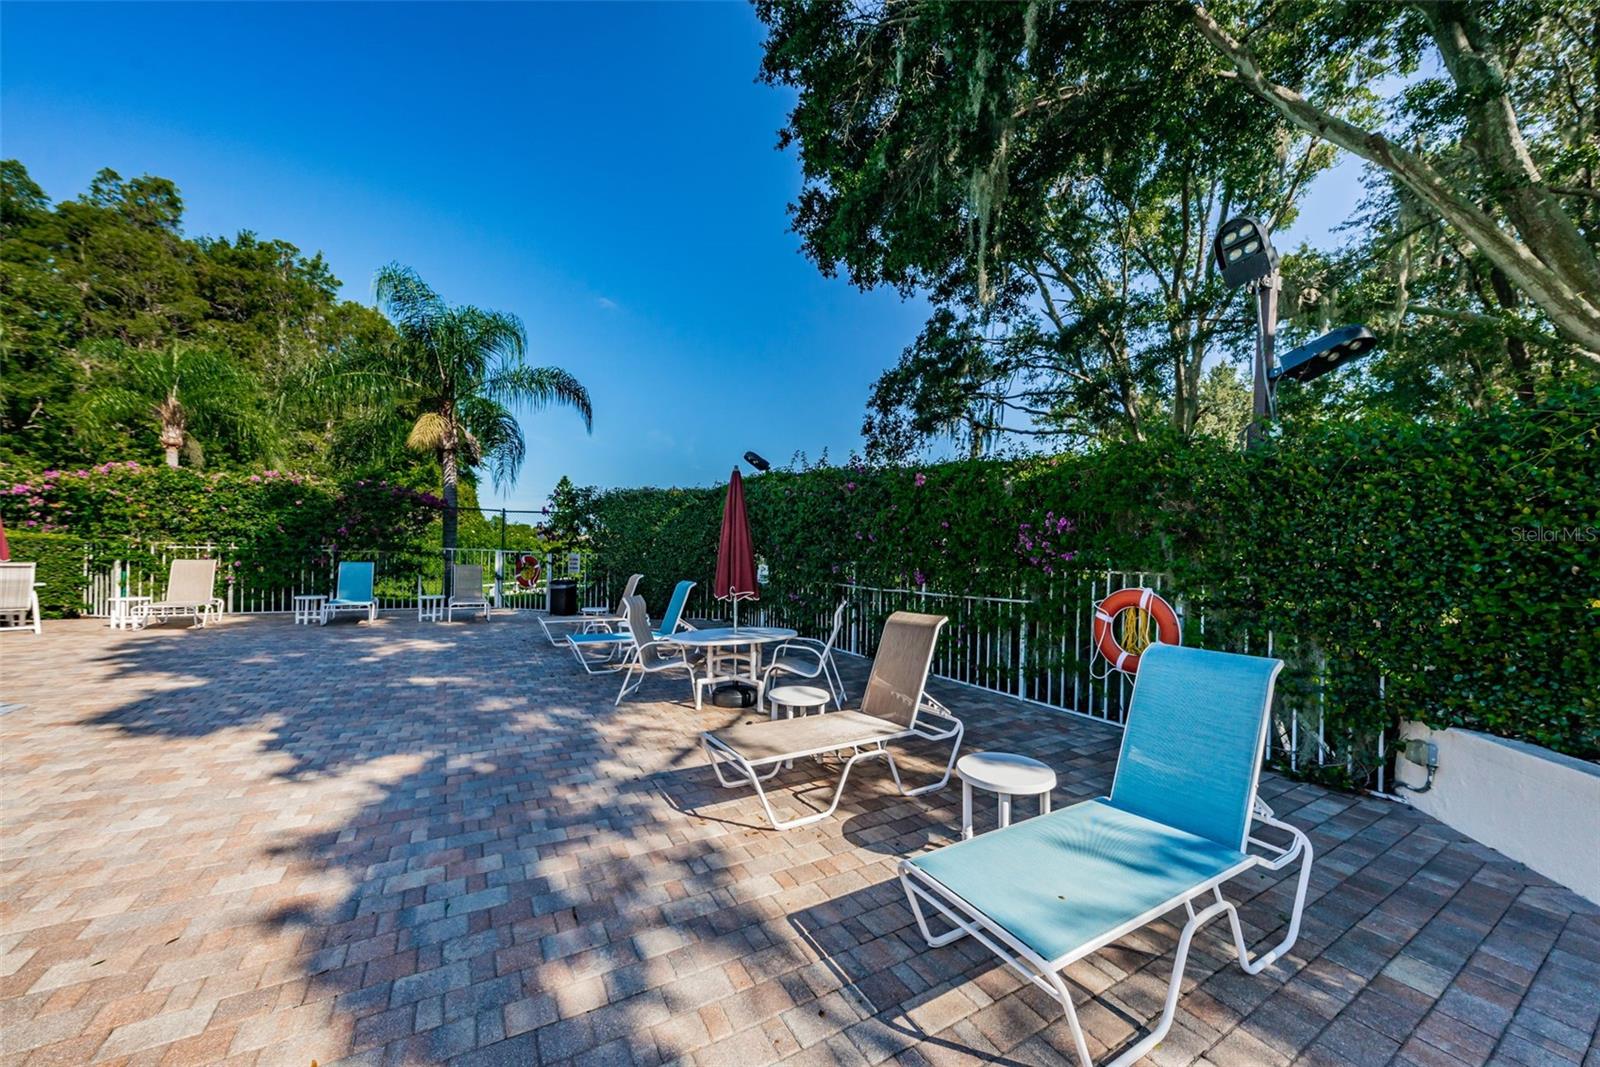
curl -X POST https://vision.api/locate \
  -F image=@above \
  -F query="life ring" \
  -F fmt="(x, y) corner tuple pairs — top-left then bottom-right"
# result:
(1092, 587), (1181, 675)
(514, 554), (542, 590)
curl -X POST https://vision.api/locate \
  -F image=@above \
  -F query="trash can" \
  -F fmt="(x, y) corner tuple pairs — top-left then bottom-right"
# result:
(549, 579), (578, 616)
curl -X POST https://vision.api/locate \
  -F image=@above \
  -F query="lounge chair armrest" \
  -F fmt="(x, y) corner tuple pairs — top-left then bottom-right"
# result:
(1246, 805), (1311, 871)
(911, 695), (962, 742)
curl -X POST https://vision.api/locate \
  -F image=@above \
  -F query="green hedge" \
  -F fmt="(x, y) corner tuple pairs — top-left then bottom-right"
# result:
(584, 389), (1599, 764)
(0, 463), (445, 616)
(5, 531), (87, 618)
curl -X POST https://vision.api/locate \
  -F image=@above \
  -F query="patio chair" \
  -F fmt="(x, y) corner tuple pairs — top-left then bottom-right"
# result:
(0, 562), (42, 635)
(540, 573), (642, 646)
(568, 579), (695, 674)
(700, 611), (963, 830)
(145, 558), (224, 628)
(898, 644), (1313, 1067)
(322, 561), (377, 624)
(757, 599), (848, 711)
(447, 564), (491, 621)
(614, 594), (697, 705)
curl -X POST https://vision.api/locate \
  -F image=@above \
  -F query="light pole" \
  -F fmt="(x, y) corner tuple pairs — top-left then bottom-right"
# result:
(1214, 215), (1380, 447)
(1213, 217), (1281, 447)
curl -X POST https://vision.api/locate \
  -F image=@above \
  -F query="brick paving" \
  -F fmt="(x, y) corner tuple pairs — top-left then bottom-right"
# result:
(2, 613), (1596, 1067)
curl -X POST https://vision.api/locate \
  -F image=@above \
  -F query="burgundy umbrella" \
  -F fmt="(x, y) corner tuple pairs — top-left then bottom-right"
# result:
(714, 467), (758, 629)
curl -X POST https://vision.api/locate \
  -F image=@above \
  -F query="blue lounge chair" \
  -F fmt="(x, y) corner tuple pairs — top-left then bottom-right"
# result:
(323, 562), (377, 624)
(899, 644), (1313, 1067)
(567, 579), (695, 673)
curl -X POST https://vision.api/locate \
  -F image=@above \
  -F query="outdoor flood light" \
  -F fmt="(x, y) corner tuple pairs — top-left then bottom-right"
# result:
(1270, 325), (1378, 385)
(743, 451), (770, 472)
(1214, 215), (1279, 289)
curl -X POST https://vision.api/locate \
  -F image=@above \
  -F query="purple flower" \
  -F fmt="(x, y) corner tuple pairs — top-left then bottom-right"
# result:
(844, 482), (857, 491)
(914, 569), (927, 586)
(914, 472), (926, 487)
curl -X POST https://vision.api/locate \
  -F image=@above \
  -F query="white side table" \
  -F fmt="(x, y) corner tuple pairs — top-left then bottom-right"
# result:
(293, 595), (327, 626)
(109, 596), (151, 631)
(417, 595), (446, 622)
(957, 752), (1057, 840)
(766, 684), (831, 720)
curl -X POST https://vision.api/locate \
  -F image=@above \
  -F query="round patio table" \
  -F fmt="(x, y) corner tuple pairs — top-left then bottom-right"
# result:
(670, 626), (797, 709)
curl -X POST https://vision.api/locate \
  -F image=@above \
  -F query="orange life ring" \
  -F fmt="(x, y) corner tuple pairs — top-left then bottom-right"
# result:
(515, 554), (542, 590)
(1092, 587), (1181, 675)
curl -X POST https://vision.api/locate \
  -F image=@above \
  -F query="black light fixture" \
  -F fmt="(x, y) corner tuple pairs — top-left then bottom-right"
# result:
(1215, 214), (1379, 444)
(1213, 216), (1279, 289)
(1214, 215), (1283, 445)
(1270, 325), (1378, 385)
(743, 451), (770, 472)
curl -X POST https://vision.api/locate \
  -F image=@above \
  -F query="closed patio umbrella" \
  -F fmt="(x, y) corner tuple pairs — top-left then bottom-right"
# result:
(714, 467), (758, 630)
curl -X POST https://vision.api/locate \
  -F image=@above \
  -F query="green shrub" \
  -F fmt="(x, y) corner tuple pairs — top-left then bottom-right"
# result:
(583, 389), (1599, 761)
(5, 531), (87, 618)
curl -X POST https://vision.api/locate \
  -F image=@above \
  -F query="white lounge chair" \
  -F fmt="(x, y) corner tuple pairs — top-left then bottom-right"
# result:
(539, 573), (641, 646)
(447, 564), (491, 621)
(899, 644), (1313, 1067)
(568, 579), (695, 674)
(758, 599), (848, 711)
(145, 559), (223, 628)
(700, 611), (963, 830)
(0, 562), (42, 635)
(322, 562), (377, 624)
(613, 594), (698, 705)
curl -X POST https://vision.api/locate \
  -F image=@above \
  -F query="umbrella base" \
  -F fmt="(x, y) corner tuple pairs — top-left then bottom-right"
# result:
(711, 682), (757, 709)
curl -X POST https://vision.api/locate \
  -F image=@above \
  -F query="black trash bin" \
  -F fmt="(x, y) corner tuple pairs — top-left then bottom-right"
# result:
(549, 579), (578, 616)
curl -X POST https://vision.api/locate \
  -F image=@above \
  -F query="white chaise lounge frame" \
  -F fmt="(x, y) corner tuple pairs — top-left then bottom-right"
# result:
(700, 611), (963, 830)
(897, 647), (1313, 1067)
(144, 558), (224, 628)
(539, 573), (641, 647)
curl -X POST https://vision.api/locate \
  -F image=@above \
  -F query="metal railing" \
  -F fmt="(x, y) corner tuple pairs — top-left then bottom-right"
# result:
(688, 570), (1389, 790)
(80, 543), (611, 617)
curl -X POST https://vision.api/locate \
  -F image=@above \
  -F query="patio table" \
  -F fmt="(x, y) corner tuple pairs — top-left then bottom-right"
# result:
(670, 626), (796, 707)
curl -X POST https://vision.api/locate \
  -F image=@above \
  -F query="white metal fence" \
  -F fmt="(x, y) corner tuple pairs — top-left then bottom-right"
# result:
(79, 543), (612, 617)
(698, 570), (1390, 790)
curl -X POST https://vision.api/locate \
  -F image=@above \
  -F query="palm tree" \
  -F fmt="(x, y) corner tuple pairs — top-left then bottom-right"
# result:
(368, 264), (592, 554)
(82, 342), (269, 468)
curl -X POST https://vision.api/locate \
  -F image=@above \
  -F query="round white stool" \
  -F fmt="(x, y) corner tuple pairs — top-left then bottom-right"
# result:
(766, 684), (831, 720)
(956, 752), (1057, 839)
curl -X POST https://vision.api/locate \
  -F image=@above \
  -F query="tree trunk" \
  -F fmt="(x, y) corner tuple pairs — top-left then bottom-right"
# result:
(160, 423), (183, 468)
(441, 443), (460, 556)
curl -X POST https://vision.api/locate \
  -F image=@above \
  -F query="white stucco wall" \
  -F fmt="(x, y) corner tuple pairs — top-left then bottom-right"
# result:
(1395, 721), (1600, 905)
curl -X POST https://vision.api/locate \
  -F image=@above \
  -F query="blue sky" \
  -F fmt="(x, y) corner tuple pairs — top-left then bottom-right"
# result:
(1, 2), (1362, 510)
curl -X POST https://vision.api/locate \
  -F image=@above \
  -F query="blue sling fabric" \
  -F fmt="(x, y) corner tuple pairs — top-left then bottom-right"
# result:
(908, 799), (1247, 962)
(658, 580), (693, 634)
(332, 562), (374, 604)
(1108, 644), (1281, 851)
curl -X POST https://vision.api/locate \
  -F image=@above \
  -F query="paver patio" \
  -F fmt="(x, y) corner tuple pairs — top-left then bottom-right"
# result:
(2, 614), (1596, 1067)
